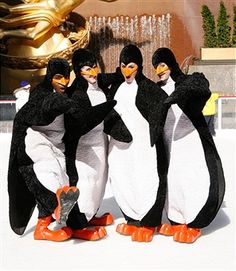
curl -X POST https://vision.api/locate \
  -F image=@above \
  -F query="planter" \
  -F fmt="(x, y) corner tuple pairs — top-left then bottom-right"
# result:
(201, 48), (236, 60)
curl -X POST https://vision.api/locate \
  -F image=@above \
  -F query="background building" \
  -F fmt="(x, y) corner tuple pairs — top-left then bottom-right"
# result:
(0, 0), (235, 130)
(76, 0), (235, 64)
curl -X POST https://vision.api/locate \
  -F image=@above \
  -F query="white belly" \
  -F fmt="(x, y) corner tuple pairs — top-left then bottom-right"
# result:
(165, 108), (210, 224)
(75, 85), (108, 221)
(108, 81), (159, 220)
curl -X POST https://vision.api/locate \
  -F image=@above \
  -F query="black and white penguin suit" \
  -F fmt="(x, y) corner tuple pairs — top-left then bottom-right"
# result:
(152, 47), (225, 229)
(8, 58), (74, 235)
(8, 58), (116, 235)
(64, 48), (123, 224)
(106, 44), (168, 228)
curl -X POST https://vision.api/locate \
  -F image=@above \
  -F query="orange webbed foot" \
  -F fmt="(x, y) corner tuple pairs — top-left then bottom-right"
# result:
(116, 223), (138, 236)
(157, 223), (187, 236)
(54, 186), (79, 224)
(173, 227), (201, 243)
(89, 213), (114, 226)
(34, 216), (73, 242)
(157, 224), (174, 236)
(73, 226), (107, 241)
(61, 227), (73, 238)
(131, 227), (155, 242)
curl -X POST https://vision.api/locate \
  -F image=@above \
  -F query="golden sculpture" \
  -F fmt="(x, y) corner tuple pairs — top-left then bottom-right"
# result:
(0, 0), (117, 94)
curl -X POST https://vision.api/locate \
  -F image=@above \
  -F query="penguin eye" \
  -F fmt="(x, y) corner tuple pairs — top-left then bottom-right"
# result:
(159, 63), (167, 68)
(121, 63), (126, 68)
(127, 63), (137, 69)
(53, 74), (63, 80)
(81, 65), (92, 72)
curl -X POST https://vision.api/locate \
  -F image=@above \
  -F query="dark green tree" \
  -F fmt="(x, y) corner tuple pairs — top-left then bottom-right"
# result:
(201, 5), (218, 47)
(217, 1), (231, 47)
(232, 5), (236, 47)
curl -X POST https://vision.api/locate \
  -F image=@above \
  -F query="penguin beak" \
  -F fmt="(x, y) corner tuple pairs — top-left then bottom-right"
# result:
(121, 66), (138, 78)
(59, 77), (70, 87)
(52, 76), (70, 93)
(81, 67), (99, 77)
(155, 65), (170, 76)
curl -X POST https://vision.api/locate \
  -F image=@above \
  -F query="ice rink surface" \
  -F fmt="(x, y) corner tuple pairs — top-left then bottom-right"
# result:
(0, 130), (235, 271)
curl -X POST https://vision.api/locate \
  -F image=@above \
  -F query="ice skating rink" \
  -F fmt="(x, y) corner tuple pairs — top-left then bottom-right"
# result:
(0, 130), (235, 271)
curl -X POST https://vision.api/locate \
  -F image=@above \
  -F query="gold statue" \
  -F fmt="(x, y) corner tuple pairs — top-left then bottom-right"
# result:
(0, 0), (116, 40)
(0, 0), (87, 40)
(0, 0), (117, 94)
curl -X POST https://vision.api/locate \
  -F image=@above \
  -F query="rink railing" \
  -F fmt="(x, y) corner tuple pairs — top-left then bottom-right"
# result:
(0, 97), (236, 131)
(0, 100), (16, 104)
(217, 96), (236, 130)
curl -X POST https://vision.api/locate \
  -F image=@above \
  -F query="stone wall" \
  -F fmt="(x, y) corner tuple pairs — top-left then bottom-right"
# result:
(188, 60), (236, 95)
(188, 60), (236, 129)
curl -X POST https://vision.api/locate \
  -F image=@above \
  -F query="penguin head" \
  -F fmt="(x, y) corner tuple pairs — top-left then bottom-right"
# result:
(72, 48), (99, 86)
(119, 44), (143, 84)
(44, 58), (70, 93)
(45, 58), (70, 81)
(152, 47), (183, 82)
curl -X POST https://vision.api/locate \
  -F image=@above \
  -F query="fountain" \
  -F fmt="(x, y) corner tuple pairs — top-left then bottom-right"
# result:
(87, 13), (171, 80)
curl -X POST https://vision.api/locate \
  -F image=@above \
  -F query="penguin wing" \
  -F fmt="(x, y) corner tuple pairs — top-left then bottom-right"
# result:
(165, 73), (211, 114)
(136, 79), (168, 146)
(41, 92), (72, 121)
(8, 143), (36, 235)
(97, 67), (124, 91)
(103, 108), (133, 143)
(17, 86), (71, 126)
(65, 91), (117, 140)
(81, 100), (117, 135)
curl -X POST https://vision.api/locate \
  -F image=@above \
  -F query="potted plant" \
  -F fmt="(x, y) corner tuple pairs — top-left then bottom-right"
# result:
(201, 1), (236, 60)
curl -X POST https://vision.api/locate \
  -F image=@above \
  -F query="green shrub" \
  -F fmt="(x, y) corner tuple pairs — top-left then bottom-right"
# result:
(201, 5), (218, 47)
(232, 6), (236, 46)
(201, 1), (235, 47)
(217, 1), (231, 47)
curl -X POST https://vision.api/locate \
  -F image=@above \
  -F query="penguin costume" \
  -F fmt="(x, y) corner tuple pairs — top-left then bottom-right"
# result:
(63, 48), (123, 240)
(106, 44), (168, 242)
(8, 58), (82, 241)
(152, 47), (225, 243)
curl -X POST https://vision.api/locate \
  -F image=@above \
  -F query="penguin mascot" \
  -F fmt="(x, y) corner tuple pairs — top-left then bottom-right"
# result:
(8, 57), (115, 242)
(8, 58), (80, 242)
(64, 48), (124, 240)
(152, 47), (225, 243)
(106, 44), (168, 242)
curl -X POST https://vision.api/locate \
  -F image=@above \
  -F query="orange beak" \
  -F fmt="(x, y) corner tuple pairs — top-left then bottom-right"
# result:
(52, 77), (70, 87)
(81, 67), (99, 77)
(155, 65), (170, 75)
(121, 65), (138, 77)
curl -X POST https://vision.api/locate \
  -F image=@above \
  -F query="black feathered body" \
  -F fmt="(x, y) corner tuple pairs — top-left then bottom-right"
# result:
(158, 72), (225, 228)
(106, 72), (168, 227)
(64, 73), (120, 222)
(8, 82), (73, 235)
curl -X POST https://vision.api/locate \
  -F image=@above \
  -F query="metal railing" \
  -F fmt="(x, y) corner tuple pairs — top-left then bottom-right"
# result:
(217, 96), (236, 130)
(1, 97), (236, 132)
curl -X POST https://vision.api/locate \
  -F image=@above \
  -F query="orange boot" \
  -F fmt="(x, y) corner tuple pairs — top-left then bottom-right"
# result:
(116, 223), (138, 236)
(54, 186), (79, 224)
(73, 226), (107, 241)
(89, 213), (114, 226)
(157, 223), (201, 243)
(173, 227), (201, 243)
(131, 226), (155, 242)
(34, 215), (72, 242)
(157, 223), (187, 236)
